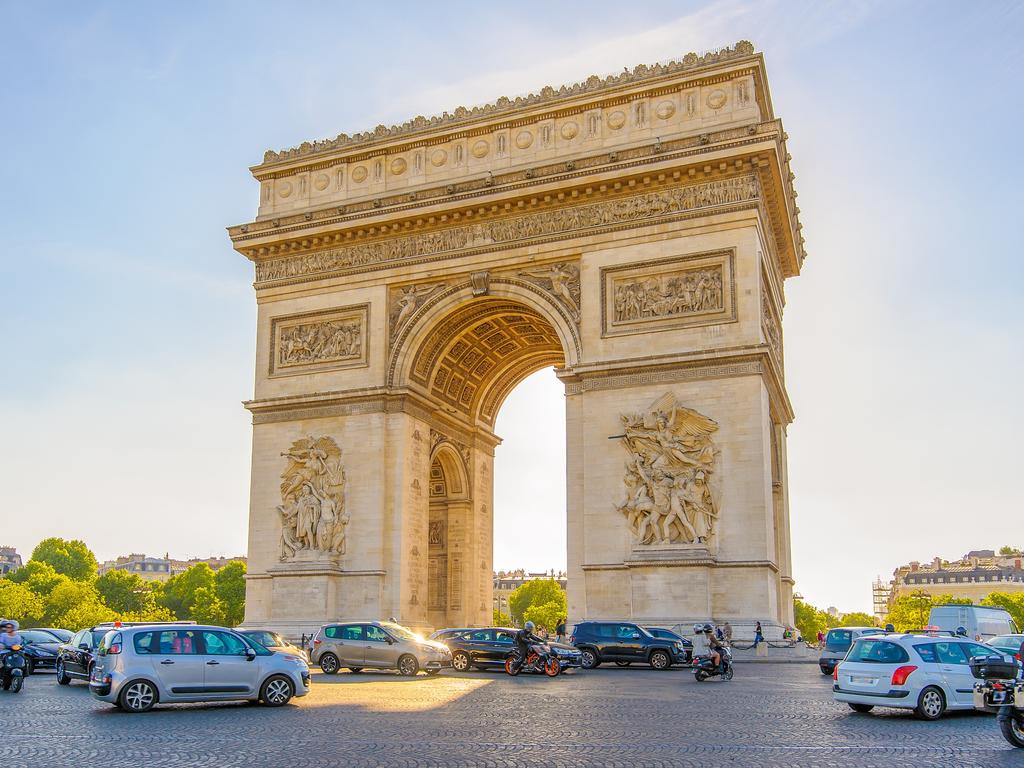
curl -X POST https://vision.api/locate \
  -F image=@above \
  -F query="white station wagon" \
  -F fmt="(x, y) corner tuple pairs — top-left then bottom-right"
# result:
(832, 632), (1011, 720)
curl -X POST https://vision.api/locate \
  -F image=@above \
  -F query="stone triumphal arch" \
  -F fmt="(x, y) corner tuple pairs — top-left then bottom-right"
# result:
(230, 41), (805, 637)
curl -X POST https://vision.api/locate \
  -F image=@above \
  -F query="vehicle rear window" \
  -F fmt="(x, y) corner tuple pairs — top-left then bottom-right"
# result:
(825, 629), (852, 649)
(846, 639), (910, 664)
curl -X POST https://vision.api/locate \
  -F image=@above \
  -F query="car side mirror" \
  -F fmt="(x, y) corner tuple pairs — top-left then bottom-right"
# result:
(246, 648), (257, 661)
(79, 643), (90, 651)
(386, 636), (395, 645)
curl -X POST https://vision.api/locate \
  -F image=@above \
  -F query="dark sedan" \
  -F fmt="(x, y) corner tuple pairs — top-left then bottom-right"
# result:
(19, 629), (62, 674)
(645, 627), (693, 662)
(55, 627), (108, 685)
(433, 627), (582, 672)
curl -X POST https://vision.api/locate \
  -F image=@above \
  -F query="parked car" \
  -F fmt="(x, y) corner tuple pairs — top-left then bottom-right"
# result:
(35, 628), (72, 643)
(571, 621), (687, 670)
(238, 629), (309, 663)
(831, 632), (1010, 719)
(89, 624), (310, 712)
(928, 604), (1019, 641)
(310, 621), (452, 676)
(986, 634), (1024, 661)
(57, 621), (195, 686)
(434, 627), (581, 672)
(18, 629), (62, 674)
(819, 627), (883, 675)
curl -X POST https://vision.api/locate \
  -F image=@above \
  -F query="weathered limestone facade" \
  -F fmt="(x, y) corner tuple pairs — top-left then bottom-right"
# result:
(230, 41), (805, 637)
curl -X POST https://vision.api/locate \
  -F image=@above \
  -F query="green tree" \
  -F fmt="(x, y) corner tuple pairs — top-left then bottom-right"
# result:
(96, 570), (157, 614)
(0, 580), (43, 625)
(30, 538), (98, 581)
(214, 561), (247, 627)
(523, 601), (564, 632)
(190, 586), (227, 625)
(838, 612), (878, 628)
(159, 563), (216, 619)
(493, 608), (511, 626)
(508, 579), (566, 624)
(5, 561), (67, 599)
(793, 598), (828, 640)
(42, 581), (113, 628)
(884, 592), (970, 632)
(999, 546), (1021, 556)
(981, 592), (1024, 630)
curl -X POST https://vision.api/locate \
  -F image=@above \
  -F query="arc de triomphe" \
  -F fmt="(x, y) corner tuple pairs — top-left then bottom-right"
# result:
(229, 41), (805, 637)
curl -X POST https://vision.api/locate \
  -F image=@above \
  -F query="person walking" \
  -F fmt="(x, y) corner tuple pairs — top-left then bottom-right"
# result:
(556, 618), (567, 643)
(816, 629), (825, 649)
(722, 621), (733, 646)
(754, 621), (764, 647)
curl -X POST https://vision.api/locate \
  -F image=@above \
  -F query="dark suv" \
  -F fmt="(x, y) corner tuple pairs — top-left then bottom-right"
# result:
(571, 621), (687, 670)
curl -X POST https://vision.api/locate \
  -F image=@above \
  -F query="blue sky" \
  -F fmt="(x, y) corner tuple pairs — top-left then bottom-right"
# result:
(2, 1), (1022, 613)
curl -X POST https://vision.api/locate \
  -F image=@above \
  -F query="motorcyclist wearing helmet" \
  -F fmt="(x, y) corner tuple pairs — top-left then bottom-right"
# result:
(514, 621), (546, 663)
(702, 623), (723, 670)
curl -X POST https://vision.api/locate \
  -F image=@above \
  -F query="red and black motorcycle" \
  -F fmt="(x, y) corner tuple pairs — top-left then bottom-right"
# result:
(505, 644), (561, 677)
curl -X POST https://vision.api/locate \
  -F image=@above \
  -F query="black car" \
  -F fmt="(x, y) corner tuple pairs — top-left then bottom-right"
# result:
(571, 621), (688, 670)
(18, 629), (62, 674)
(644, 627), (693, 663)
(36, 628), (72, 643)
(433, 627), (582, 672)
(55, 627), (109, 685)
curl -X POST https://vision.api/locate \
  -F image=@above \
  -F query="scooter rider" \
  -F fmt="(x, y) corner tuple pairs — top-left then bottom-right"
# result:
(0, 622), (24, 651)
(702, 623), (723, 670)
(514, 621), (546, 662)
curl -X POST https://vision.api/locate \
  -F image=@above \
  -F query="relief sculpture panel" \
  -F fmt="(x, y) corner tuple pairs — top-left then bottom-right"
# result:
(270, 305), (369, 375)
(601, 250), (734, 336)
(616, 394), (721, 548)
(277, 436), (349, 562)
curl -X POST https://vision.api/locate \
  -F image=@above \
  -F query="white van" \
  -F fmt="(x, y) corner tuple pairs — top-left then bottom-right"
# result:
(927, 604), (1019, 640)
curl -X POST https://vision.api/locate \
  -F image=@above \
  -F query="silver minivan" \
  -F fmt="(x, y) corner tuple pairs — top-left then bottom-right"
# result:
(310, 621), (452, 676)
(90, 625), (310, 712)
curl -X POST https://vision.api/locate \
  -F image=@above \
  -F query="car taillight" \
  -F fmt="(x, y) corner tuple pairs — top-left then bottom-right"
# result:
(832, 664), (839, 681)
(891, 665), (918, 686)
(313, 639), (321, 646)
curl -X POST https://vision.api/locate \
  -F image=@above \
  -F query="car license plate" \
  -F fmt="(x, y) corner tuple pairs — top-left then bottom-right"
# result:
(850, 676), (875, 685)
(990, 691), (1006, 704)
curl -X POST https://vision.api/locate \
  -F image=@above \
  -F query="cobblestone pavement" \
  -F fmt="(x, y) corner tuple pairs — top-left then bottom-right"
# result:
(2, 664), (1020, 767)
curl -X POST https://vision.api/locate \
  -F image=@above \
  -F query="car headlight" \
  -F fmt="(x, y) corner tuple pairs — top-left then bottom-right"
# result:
(675, 642), (684, 651)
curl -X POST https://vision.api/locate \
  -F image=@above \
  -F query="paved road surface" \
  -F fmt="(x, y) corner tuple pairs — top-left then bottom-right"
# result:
(2, 663), (1019, 767)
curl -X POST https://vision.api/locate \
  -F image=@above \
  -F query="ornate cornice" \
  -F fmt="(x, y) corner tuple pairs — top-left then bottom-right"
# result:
(258, 41), (756, 166)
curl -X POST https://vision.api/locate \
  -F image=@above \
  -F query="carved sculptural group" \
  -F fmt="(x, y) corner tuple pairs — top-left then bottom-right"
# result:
(277, 436), (350, 561)
(278, 318), (362, 367)
(617, 394), (720, 546)
(613, 266), (723, 323)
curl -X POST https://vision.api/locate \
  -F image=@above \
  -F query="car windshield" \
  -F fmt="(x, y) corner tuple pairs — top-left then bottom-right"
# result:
(825, 630), (852, 650)
(846, 639), (911, 664)
(989, 635), (1023, 648)
(41, 629), (72, 642)
(381, 623), (423, 642)
(20, 630), (58, 644)
(245, 631), (277, 647)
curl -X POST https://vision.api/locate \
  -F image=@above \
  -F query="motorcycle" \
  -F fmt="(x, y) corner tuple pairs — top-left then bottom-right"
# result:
(692, 646), (733, 682)
(505, 644), (561, 677)
(1, 645), (27, 694)
(970, 654), (1023, 748)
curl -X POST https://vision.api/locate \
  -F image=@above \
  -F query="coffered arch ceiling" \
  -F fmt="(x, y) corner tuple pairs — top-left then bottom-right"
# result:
(408, 298), (565, 427)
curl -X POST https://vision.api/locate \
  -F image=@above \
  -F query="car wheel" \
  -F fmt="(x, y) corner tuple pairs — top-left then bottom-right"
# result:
(348, 667), (363, 674)
(319, 653), (340, 675)
(649, 650), (670, 670)
(580, 649), (599, 669)
(999, 714), (1024, 748)
(820, 666), (832, 675)
(848, 703), (874, 714)
(915, 686), (945, 721)
(615, 661), (632, 667)
(260, 675), (294, 707)
(451, 651), (471, 672)
(120, 680), (157, 713)
(398, 654), (419, 676)
(56, 660), (71, 686)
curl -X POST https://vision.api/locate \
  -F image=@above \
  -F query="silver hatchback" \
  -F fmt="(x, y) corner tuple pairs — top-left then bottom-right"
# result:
(90, 625), (310, 712)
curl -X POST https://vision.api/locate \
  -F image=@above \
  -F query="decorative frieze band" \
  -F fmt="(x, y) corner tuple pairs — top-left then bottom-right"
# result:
(563, 360), (763, 395)
(254, 174), (760, 286)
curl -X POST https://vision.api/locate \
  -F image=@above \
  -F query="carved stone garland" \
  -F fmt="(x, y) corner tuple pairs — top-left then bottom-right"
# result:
(616, 394), (721, 547)
(277, 436), (349, 562)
